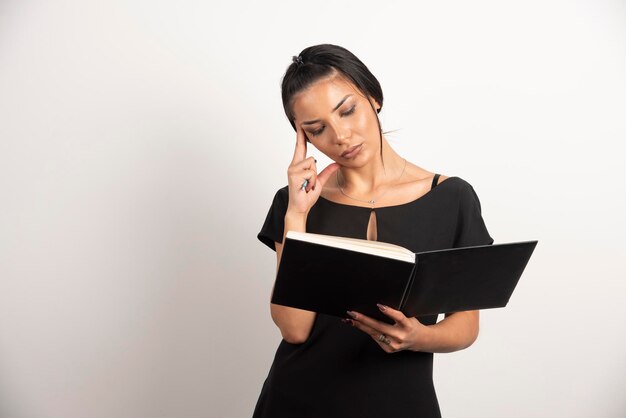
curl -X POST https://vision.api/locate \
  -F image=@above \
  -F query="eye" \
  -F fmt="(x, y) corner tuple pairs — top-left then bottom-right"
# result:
(310, 105), (356, 137)
(342, 105), (356, 116)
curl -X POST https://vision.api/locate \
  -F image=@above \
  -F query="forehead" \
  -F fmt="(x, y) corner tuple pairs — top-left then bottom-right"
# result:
(292, 75), (363, 120)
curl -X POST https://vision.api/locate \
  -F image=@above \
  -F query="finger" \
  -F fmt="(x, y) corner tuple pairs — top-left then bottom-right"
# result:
(347, 310), (396, 335)
(373, 333), (395, 349)
(297, 157), (317, 192)
(298, 155), (316, 170)
(304, 171), (317, 192)
(316, 162), (341, 188)
(376, 303), (409, 327)
(289, 155), (315, 176)
(295, 156), (318, 191)
(291, 123), (307, 165)
(348, 316), (387, 338)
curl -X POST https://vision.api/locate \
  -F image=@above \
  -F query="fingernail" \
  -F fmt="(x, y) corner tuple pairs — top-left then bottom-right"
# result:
(314, 158), (317, 163)
(347, 311), (357, 319)
(377, 303), (387, 311)
(341, 318), (353, 325)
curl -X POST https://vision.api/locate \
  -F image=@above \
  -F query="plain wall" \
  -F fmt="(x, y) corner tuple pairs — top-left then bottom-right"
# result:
(1, 0), (625, 417)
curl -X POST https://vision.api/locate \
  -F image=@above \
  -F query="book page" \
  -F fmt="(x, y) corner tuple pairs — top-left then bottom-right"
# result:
(286, 231), (415, 263)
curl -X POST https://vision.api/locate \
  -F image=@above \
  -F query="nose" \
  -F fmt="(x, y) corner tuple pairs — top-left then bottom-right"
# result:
(330, 120), (351, 144)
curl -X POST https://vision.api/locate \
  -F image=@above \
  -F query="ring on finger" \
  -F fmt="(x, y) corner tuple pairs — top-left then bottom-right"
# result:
(378, 333), (391, 345)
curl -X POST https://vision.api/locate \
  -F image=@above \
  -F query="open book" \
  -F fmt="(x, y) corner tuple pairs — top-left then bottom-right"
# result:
(271, 231), (538, 324)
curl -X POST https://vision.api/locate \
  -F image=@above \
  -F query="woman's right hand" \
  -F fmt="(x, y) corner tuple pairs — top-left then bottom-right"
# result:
(287, 123), (341, 215)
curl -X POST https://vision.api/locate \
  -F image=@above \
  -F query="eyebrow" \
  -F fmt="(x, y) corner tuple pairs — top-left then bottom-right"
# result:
(301, 94), (353, 125)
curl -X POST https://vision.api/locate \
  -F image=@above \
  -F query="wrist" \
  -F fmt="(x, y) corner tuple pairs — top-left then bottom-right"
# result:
(410, 323), (435, 352)
(284, 211), (308, 232)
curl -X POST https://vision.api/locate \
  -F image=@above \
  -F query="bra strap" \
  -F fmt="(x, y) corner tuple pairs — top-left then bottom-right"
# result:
(431, 173), (441, 190)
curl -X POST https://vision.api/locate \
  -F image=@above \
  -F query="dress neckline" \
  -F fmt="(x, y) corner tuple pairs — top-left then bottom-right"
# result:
(317, 176), (459, 210)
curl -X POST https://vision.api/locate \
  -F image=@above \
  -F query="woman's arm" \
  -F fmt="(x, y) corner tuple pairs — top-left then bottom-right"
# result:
(347, 306), (479, 353)
(269, 211), (317, 344)
(416, 310), (480, 353)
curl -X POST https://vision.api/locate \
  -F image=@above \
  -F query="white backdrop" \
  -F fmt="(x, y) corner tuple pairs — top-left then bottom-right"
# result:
(1, 1), (625, 417)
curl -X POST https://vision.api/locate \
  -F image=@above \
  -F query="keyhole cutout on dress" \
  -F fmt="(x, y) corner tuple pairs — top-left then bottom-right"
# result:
(366, 209), (378, 241)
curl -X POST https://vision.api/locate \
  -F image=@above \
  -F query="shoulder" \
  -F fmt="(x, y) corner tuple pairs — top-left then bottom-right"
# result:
(446, 176), (489, 214)
(404, 164), (473, 194)
(276, 184), (289, 202)
(261, 185), (290, 212)
(438, 175), (485, 204)
(446, 175), (473, 190)
(268, 185), (289, 210)
(436, 174), (473, 192)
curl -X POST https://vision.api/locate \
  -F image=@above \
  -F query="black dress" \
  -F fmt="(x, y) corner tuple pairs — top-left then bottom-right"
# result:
(254, 175), (494, 418)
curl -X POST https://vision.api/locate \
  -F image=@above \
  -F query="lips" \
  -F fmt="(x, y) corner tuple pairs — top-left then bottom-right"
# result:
(341, 144), (362, 158)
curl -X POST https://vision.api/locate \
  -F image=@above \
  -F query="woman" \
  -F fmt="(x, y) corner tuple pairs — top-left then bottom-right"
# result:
(254, 44), (494, 418)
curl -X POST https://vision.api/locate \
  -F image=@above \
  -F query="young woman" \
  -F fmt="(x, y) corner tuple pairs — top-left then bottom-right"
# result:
(254, 44), (494, 418)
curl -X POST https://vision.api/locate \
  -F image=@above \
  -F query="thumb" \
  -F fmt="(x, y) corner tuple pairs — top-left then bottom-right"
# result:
(377, 303), (409, 326)
(316, 162), (341, 187)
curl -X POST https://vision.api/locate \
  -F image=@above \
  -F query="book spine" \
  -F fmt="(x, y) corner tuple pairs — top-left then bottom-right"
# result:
(399, 260), (418, 311)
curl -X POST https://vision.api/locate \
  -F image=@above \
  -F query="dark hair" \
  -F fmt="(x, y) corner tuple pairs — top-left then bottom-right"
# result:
(281, 44), (390, 166)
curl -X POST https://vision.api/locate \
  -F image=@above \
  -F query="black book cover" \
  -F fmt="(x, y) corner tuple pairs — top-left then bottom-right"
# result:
(271, 233), (537, 324)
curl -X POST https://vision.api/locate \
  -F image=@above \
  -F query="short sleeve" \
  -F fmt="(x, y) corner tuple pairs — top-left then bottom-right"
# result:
(453, 182), (494, 248)
(257, 186), (289, 252)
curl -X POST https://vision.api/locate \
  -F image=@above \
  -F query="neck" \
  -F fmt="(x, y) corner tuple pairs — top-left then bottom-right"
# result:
(338, 136), (405, 196)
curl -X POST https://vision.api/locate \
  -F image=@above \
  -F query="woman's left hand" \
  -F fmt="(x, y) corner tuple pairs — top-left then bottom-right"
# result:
(344, 304), (431, 353)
